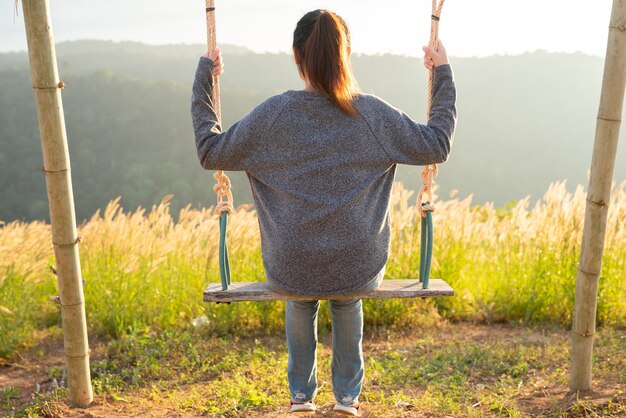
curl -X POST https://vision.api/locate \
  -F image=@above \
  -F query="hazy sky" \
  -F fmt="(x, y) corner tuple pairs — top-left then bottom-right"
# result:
(2, 0), (614, 57)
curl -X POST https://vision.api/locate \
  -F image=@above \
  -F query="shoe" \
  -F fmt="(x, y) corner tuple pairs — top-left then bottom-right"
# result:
(333, 403), (360, 416)
(291, 401), (316, 413)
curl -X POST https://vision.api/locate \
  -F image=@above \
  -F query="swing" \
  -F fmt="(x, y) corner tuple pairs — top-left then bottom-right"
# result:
(203, 0), (454, 303)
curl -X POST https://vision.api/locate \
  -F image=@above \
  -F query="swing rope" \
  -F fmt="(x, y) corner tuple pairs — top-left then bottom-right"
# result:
(417, 0), (445, 288)
(206, 0), (233, 290)
(417, 0), (445, 216)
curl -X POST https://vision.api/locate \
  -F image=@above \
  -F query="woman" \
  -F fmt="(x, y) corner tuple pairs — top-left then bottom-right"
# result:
(192, 9), (456, 415)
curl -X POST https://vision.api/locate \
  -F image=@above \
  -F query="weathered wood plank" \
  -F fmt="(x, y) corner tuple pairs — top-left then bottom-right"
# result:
(204, 279), (454, 302)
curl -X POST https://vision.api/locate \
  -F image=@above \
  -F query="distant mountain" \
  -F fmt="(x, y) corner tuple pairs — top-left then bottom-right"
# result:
(1, 41), (624, 222)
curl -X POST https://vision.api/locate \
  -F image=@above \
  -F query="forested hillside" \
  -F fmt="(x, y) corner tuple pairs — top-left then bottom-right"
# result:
(1, 41), (623, 222)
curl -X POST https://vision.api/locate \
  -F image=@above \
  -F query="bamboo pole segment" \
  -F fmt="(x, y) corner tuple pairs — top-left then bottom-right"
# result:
(21, 0), (93, 407)
(569, 0), (626, 392)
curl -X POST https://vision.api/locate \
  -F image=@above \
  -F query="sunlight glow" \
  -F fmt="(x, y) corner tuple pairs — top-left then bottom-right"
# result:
(1, 0), (613, 57)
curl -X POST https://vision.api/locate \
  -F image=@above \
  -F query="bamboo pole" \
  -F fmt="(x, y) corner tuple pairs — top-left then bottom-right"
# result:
(570, 0), (626, 392)
(22, 0), (93, 407)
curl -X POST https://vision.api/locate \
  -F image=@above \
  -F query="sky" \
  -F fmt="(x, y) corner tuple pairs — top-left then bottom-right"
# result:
(1, 0), (614, 57)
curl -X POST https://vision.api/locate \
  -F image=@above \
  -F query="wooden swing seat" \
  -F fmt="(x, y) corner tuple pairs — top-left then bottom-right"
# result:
(204, 278), (453, 302)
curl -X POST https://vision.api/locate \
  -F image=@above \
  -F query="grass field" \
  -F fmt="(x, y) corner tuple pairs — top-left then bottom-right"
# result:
(2, 323), (625, 417)
(1, 181), (626, 416)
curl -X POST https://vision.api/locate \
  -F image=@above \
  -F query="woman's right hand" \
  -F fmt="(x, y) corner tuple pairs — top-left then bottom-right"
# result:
(422, 40), (448, 70)
(204, 47), (224, 77)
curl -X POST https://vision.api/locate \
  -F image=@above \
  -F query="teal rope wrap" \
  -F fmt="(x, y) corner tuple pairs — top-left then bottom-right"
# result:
(419, 203), (434, 289)
(218, 212), (231, 291)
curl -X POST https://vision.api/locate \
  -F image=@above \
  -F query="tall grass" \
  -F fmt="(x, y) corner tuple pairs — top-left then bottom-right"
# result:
(1, 181), (625, 356)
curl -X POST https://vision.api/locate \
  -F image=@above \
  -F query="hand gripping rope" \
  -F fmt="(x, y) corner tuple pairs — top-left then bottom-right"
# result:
(417, 0), (445, 289)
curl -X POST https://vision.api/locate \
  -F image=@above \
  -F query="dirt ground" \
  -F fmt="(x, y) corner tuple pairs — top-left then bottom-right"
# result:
(2, 323), (625, 417)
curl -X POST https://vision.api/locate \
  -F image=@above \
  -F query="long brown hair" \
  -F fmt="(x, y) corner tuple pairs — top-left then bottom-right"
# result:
(293, 10), (359, 116)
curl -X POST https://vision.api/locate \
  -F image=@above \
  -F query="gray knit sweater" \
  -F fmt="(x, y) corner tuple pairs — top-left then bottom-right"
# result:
(192, 56), (456, 296)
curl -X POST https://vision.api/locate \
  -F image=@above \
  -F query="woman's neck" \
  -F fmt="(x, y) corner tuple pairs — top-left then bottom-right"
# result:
(303, 79), (317, 92)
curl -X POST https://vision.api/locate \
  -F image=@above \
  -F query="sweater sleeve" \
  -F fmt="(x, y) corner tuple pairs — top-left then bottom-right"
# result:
(357, 64), (457, 166)
(191, 56), (286, 171)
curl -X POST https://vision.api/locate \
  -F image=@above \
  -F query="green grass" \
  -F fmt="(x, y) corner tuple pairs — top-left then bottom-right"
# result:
(4, 324), (625, 417)
(0, 271), (58, 358)
(1, 182), (625, 357)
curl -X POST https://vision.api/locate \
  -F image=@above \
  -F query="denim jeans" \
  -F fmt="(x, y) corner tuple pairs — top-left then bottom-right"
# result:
(279, 267), (385, 406)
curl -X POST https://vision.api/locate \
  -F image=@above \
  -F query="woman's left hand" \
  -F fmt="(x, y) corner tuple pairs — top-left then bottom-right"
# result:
(204, 47), (224, 77)
(422, 40), (448, 70)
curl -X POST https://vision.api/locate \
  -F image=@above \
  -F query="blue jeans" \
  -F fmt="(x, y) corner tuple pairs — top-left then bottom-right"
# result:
(281, 267), (384, 406)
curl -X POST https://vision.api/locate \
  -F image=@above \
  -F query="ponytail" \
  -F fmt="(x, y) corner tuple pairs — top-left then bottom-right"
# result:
(293, 10), (359, 116)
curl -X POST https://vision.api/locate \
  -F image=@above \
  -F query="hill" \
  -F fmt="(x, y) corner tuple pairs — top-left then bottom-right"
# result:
(0, 41), (624, 221)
